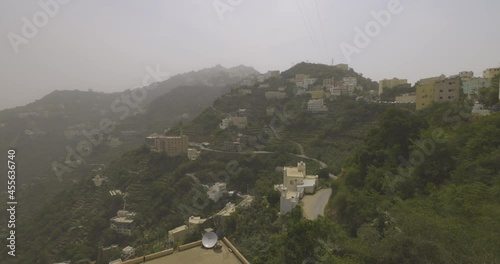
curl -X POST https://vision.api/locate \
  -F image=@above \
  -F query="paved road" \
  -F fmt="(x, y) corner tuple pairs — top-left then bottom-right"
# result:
(301, 188), (332, 220)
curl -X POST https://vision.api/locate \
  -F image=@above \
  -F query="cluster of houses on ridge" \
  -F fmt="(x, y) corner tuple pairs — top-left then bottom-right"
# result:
(234, 63), (369, 115)
(379, 66), (500, 114)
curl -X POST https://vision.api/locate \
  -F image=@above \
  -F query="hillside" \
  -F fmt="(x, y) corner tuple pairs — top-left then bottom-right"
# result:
(0, 66), (256, 247)
(140, 64), (259, 105)
(281, 62), (378, 91)
(2, 63), (400, 263)
(4, 63), (497, 264)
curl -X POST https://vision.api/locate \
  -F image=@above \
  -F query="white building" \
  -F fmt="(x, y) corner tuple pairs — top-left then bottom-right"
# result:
(343, 77), (357, 88)
(121, 246), (135, 259)
(219, 116), (248, 129)
(241, 78), (255, 87)
(207, 182), (227, 202)
(110, 210), (136, 235)
(219, 117), (231, 129)
(296, 78), (317, 89)
(276, 162), (319, 214)
(307, 99), (328, 113)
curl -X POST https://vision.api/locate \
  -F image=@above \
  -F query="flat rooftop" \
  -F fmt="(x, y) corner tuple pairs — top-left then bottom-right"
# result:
(145, 244), (242, 264)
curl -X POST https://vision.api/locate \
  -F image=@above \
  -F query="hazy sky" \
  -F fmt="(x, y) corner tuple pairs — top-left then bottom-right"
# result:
(1, 0), (500, 110)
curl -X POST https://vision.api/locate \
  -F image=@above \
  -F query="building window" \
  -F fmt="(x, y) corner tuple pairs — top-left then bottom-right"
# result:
(439, 97), (443, 99)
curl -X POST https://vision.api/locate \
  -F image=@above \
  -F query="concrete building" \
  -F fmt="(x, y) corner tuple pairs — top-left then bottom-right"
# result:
(110, 210), (136, 235)
(207, 182), (227, 202)
(219, 118), (231, 129)
(434, 77), (461, 104)
(168, 225), (190, 244)
(277, 185), (300, 215)
(415, 75), (446, 110)
(121, 246), (135, 259)
(147, 134), (189, 157)
(307, 99), (328, 113)
(295, 74), (317, 89)
(451, 71), (474, 81)
(343, 77), (357, 89)
(295, 74), (308, 83)
(267, 70), (280, 78)
(323, 78), (335, 88)
(329, 87), (343, 96)
(483, 67), (500, 79)
(463, 77), (491, 97)
(219, 117), (248, 129)
(276, 162), (319, 214)
(188, 216), (206, 231)
(265, 91), (287, 100)
(379, 78), (408, 95)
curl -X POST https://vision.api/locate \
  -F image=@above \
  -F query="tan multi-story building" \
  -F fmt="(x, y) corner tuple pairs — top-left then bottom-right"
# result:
(415, 75), (461, 110)
(147, 134), (189, 157)
(483, 67), (500, 79)
(434, 77), (461, 103)
(378, 78), (408, 95)
(323, 78), (335, 87)
(451, 71), (474, 81)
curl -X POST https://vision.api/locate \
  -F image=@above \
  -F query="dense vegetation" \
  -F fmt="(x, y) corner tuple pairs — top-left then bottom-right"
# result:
(4, 63), (498, 263)
(379, 84), (415, 101)
(222, 103), (500, 263)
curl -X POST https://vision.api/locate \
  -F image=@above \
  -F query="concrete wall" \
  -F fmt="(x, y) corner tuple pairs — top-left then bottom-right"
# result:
(145, 248), (175, 261)
(121, 256), (144, 264)
(121, 248), (175, 264)
(179, 240), (202, 251)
